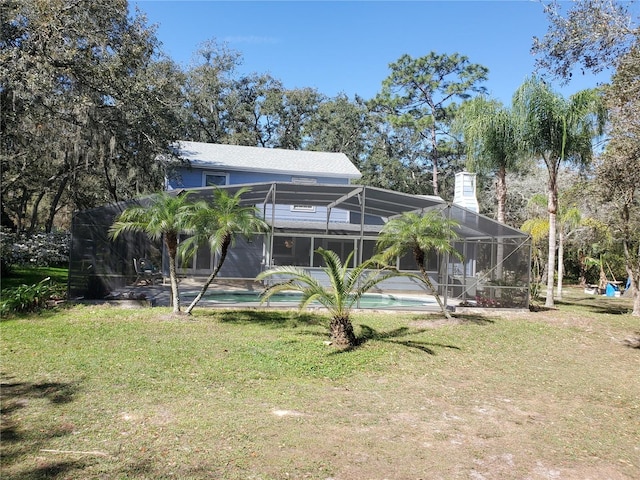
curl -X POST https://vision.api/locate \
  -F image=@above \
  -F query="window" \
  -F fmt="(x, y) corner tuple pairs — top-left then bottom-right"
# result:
(291, 177), (317, 185)
(291, 177), (317, 211)
(204, 172), (228, 187)
(290, 205), (316, 213)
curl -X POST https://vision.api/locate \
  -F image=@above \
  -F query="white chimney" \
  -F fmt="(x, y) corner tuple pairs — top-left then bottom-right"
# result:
(453, 171), (479, 213)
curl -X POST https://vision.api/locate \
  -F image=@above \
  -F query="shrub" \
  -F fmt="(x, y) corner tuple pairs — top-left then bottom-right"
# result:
(0, 227), (70, 268)
(0, 277), (65, 316)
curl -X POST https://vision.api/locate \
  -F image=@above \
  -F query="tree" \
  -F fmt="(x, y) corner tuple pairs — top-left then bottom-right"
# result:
(453, 96), (524, 282)
(1, 0), (184, 231)
(600, 40), (640, 316)
(371, 52), (488, 196)
(598, 123), (640, 316)
(525, 193), (583, 299)
(376, 210), (461, 319)
(521, 213), (550, 303)
(109, 191), (197, 314)
(257, 248), (399, 347)
(358, 126), (433, 195)
(453, 96), (523, 224)
(535, 0), (640, 314)
(182, 41), (322, 150)
(512, 77), (606, 307)
(181, 39), (244, 144)
(304, 94), (372, 167)
(182, 187), (268, 315)
(532, 0), (638, 80)
(262, 86), (322, 149)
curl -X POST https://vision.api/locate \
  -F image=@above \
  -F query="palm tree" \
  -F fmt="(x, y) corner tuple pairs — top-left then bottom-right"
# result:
(109, 191), (196, 314)
(523, 193), (582, 300)
(453, 96), (522, 224)
(512, 76), (606, 307)
(183, 187), (268, 315)
(454, 96), (524, 283)
(376, 210), (460, 319)
(521, 215), (549, 303)
(257, 248), (399, 347)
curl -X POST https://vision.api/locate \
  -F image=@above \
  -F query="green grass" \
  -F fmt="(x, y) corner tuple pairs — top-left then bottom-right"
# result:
(1, 288), (639, 479)
(1, 266), (68, 291)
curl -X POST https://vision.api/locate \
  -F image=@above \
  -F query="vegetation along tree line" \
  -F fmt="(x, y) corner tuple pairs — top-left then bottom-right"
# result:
(1, 0), (638, 315)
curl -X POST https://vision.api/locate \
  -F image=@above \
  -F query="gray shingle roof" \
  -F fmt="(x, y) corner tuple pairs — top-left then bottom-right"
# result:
(176, 141), (362, 179)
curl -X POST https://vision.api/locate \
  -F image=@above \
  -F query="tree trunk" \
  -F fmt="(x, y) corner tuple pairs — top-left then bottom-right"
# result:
(496, 164), (507, 224)
(545, 169), (558, 308)
(430, 124), (439, 196)
(556, 229), (565, 299)
(622, 234), (640, 317)
(185, 235), (231, 315)
(415, 248), (451, 319)
(28, 190), (47, 234)
(16, 186), (29, 232)
(165, 232), (181, 314)
(45, 175), (68, 233)
(578, 250), (587, 287)
(329, 315), (357, 347)
(495, 165), (507, 281)
(101, 149), (119, 204)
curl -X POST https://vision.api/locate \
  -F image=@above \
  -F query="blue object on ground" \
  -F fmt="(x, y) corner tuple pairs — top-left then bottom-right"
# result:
(605, 282), (619, 297)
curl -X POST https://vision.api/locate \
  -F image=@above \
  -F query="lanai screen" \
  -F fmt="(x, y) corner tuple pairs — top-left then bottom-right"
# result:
(68, 183), (531, 308)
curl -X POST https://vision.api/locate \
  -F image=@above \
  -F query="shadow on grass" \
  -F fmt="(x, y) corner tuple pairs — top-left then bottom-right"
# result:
(1, 374), (82, 479)
(538, 292), (633, 316)
(551, 298), (632, 315)
(332, 324), (462, 355)
(0, 305), (71, 323)
(404, 313), (495, 327)
(1, 379), (77, 409)
(6, 460), (88, 480)
(451, 314), (496, 325)
(211, 309), (324, 328)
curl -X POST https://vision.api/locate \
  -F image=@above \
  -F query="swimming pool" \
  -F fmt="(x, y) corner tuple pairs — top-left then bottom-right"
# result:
(183, 290), (435, 309)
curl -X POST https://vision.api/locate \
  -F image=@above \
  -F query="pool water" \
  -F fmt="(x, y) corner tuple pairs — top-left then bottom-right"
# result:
(190, 291), (434, 309)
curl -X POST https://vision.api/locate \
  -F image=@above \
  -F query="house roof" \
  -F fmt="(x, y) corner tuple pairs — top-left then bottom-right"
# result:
(175, 141), (362, 180)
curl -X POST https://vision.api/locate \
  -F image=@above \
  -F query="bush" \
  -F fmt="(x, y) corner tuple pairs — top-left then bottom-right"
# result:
(0, 277), (65, 316)
(0, 227), (70, 268)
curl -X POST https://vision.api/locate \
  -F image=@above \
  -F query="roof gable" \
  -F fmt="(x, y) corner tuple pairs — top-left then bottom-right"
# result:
(175, 141), (361, 179)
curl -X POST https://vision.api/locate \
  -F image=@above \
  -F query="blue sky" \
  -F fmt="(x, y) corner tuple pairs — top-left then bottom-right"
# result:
(130, 1), (612, 105)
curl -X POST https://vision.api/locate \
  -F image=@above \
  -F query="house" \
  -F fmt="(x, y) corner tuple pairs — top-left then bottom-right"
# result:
(166, 141), (365, 276)
(168, 141), (360, 222)
(67, 142), (531, 309)
(168, 141), (362, 189)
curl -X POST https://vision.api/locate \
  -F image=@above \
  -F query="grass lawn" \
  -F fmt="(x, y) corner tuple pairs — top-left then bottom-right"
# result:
(1, 288), (639, 479)
(1, 266), (68, 291)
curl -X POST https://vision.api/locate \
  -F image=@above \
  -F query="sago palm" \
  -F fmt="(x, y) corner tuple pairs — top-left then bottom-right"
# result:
(109, 191), (196, 314)
(183, 187), (268, 315)
(377, 210), (460, 319)
(257, 247), (399, 347)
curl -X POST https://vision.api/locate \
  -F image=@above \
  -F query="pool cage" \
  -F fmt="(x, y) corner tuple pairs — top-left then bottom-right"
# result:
(68, 182), (531, 309)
